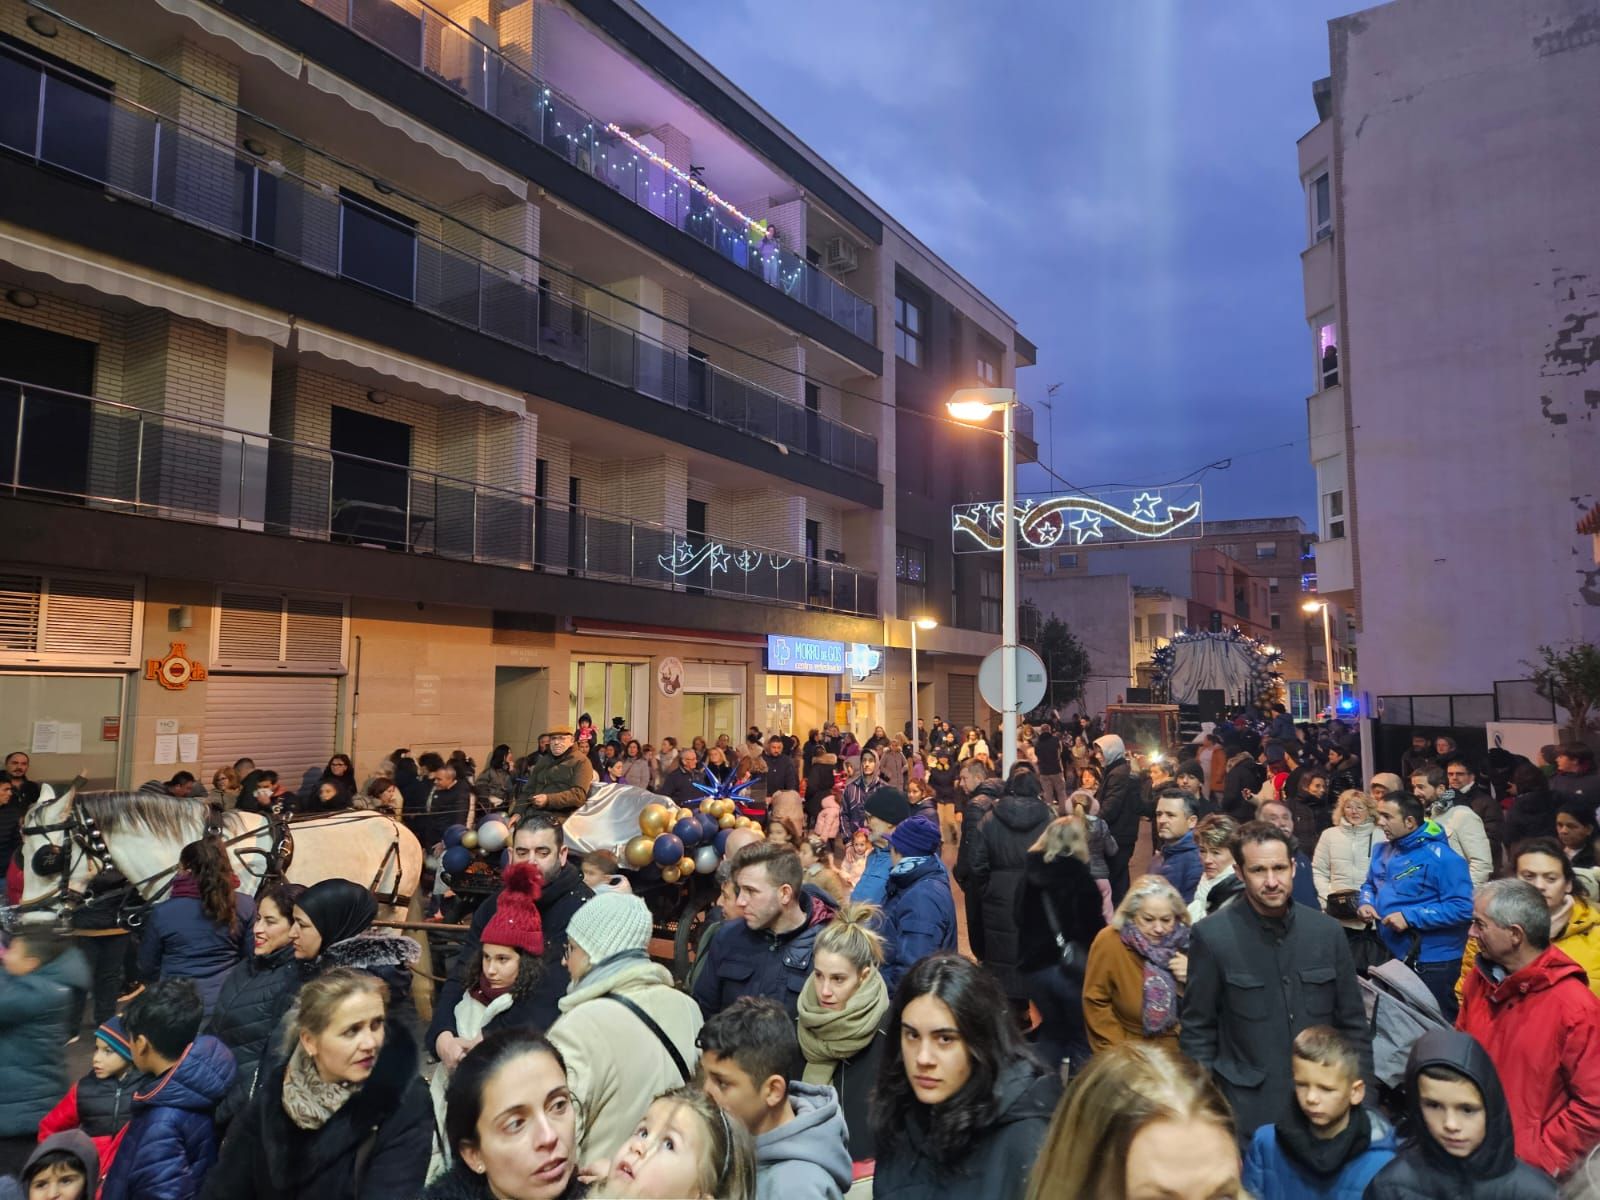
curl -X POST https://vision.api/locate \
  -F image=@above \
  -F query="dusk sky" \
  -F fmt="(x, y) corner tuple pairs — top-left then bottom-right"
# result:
(645, 0), (1360, 523)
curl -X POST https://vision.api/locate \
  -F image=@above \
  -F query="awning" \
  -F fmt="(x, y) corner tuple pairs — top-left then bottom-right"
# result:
(152, 0), (304, 78)
(293, 321), (526, 417)
(0, 223), (292, 345)
(302, 63), (527, 200)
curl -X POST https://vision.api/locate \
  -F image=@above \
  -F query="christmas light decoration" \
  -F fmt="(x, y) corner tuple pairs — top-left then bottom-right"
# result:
(605, 123), (769, 234)
(659, 539), (793, 578)
(1150, 627), (1284, 706)
(951, 484), (1203, 553)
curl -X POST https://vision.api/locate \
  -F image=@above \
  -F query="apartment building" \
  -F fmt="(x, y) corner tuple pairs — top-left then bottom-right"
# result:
(0, 0), (1034, 787)
(1299, 0), (1600, 698)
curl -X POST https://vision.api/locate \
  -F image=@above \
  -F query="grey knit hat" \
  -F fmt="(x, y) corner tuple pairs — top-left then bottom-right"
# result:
(566, 891), (653, 964)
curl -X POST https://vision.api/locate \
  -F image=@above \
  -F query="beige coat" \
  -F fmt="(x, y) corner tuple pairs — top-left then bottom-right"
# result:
(1312, 819), (1386, 929)
(546, 957), (703, 1162)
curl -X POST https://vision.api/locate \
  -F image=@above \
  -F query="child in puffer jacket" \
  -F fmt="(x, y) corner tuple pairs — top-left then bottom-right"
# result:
(36, 1017), (152, 1181)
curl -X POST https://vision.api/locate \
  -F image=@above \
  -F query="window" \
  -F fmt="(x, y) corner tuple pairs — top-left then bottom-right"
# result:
(1058, 551), (1078, 569)
(976, 352), (998, 385)
(1255, 542), (1277, 559)
(979, 566), (1001, 634)
(0, 35), (114, 182)
(1324, 490), (1346, 540)
(339, 188), (417, 301)
(1134, 616), (1144, 640)
(896, 540), (929, 617)
(1311, 172), (1332, 242)
(1271, 613), (1282, 630)
(1317, 320), (1340, 388)
(1269, 576), (1281, 593)
(894, 292), (924, 366)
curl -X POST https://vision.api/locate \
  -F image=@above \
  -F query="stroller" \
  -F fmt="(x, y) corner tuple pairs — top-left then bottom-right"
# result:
(1357, 932), (1454, 1089)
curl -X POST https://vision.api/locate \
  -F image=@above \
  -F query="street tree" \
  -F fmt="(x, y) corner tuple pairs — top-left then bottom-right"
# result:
(1529, 641), (1600, 741)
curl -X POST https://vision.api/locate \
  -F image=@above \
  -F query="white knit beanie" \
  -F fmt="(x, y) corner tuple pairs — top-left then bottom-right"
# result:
(566, 891), (653, 963)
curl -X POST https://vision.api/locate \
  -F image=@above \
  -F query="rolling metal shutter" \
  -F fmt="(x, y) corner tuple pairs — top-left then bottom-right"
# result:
(948, 673), (977, 728)
(204, 675), (339, 784)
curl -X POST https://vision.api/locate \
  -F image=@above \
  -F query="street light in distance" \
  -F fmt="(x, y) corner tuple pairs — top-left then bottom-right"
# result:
(1302, 599), (1337, 719)
(910, 616), (938, 759)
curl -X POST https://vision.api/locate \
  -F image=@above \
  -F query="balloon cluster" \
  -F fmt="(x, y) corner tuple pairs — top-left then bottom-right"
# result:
(621, 768), (767, 883)
(440, 815), (511, 878)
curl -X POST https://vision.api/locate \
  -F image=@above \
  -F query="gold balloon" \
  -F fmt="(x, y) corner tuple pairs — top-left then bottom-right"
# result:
(718, 813), (736, 829)
(624, 836), (655, 868)
(460, 830), (479, 850)
(661, 865), (682, 883)
(639, 803), (671, 837)
(678, 856), (696, 876)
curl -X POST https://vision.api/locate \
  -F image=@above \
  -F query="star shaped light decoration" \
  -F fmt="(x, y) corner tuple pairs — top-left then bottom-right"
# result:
(1131, 492), (1162, 522)
(1070, 510), (1104, 544)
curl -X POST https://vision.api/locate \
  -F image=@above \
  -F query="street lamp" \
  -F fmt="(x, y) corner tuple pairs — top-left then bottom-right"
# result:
(1302, 599), (1338, 720)
(910, 616), (937, 759)
(947, 387), (1020, 774)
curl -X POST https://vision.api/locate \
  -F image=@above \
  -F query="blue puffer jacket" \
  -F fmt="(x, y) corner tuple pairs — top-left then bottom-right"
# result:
(0, 945), (90, 1136)
(139, 886), (256, 1015)
(1243, 1111), (1397, 1200)
(851, 846), (893, 906)
(880, 854), (958, 993)
(99, 1034), (237, 1200)
(1155, 831), (1203, 903)
(1358, 820), (1473, 963)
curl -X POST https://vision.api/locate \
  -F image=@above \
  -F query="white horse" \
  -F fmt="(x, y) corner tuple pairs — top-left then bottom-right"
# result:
(17, 786), (424, 922)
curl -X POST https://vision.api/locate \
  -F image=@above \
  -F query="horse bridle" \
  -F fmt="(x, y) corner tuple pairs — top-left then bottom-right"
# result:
(15, 805), (108, 919)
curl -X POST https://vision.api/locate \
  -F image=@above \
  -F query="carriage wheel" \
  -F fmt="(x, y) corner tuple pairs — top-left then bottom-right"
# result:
(671, 889), (713, 985)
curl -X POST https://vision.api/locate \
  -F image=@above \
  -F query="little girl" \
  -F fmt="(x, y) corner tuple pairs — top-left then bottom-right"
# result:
(1072, 794), (1119, 922)
(427, 863), (546, 1181)
(599, 1085), (757, 1200)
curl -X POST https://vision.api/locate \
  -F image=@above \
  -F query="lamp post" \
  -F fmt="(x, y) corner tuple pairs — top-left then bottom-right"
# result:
(947, 387), (1020, 774)
(1302, 599), (1337, 719)
(910, 616), (937, 761)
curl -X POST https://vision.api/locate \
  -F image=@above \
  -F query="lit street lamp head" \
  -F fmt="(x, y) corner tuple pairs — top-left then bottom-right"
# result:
(915, 617), (938, 631)
(1302, 599), (1326, 614)
(946, 387), (1015, 423)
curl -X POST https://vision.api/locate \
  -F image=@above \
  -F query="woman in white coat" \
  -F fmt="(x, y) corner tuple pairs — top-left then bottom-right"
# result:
(1312, 788), (1388, 969)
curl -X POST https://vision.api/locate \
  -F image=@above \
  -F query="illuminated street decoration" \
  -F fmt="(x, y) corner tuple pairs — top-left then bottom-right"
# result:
(952, 484), (1203, 553)
(1152, 627), (1283, 706)
(844, 643), (883, 679)
(660, 540), (793, 577)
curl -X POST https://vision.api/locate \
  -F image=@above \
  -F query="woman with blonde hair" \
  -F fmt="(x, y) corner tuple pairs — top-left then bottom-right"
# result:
(795, 902), (890, 1159)
(1187, 814), (1239, 923)
(1013, 815), (1106, 1071)
(1313, 788), (1389, 969)
(1024, 1041), (1241, 1200)
(1082, 875), (1190, 1053)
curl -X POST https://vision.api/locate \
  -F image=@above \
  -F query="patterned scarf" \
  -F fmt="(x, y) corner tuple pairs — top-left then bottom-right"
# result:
(280, 1044), (358, 1130)
(1119, 921), (1191, 1036)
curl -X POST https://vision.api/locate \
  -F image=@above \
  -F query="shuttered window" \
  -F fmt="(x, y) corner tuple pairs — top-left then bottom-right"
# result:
(0, 571), (141, 666)
(948, 673), (977, 728)
(213, 589), (347, 673)
(204, 674), (339, 783)
(682, 662), (744, 694)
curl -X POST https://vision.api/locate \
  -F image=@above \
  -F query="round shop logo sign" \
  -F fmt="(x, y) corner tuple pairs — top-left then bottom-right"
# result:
(658, 656), (684, 696)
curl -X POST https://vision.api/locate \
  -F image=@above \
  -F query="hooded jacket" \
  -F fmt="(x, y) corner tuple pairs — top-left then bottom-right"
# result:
(841, 771), (888, 839)
(872, 1059), (1062, 1200)
(0, 943), (90, 1136)
(1366, 1029), (1557, 1200)
(967, 786), (1055, 997)
(1357, 820), (1473, 963)
(880, 854), (959, 994)
(547, 953), (704, 1162)
(200, 1023), (432, 1200)
(100, 1034), (237, 1200)
(1457, 943), (1600, 1175)
(692, 884), (839, 1017)
(1155, 830), (1202, 903)
(1015, 849), (1106, 975)
(206, 944), (306, 1127)
(755, 1081), (853, 1200)
(20, 1131), (100, 1199)
(1243, 1108), (1396, 1200)
(1097, 757), (1141, 845)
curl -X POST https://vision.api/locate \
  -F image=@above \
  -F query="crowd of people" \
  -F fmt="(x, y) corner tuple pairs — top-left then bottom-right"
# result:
(4, 711), (1600, 1199)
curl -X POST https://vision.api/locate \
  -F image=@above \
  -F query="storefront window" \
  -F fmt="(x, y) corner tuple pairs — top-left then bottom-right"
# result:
(0, 673), (125, 788)
(569, 660), (644, 737)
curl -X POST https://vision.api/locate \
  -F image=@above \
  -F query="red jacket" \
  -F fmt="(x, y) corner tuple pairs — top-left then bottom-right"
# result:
(1457, 943), (1600, 1174)
(36, 1082), (131, 1184)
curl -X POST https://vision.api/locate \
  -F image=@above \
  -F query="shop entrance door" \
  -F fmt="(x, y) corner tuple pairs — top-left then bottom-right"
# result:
(683, 693), (741, 747)
(494, 667), (547, 758)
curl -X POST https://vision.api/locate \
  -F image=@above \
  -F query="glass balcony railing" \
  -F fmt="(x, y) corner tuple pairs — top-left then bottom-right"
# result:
(0, 380), (880, 617)
(305, 0), (878, 344)
(0, 44), (878, 478)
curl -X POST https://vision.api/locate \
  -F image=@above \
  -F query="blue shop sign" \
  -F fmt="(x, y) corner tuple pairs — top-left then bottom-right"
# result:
(766, 636), (883, 681)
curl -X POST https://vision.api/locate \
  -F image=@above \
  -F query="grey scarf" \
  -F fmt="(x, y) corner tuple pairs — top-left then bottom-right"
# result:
(280, 1045), (358, 1131)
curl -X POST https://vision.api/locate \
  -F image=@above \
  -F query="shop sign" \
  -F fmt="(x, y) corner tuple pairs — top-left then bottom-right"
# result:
(767, 636), (884, 681)
(145, 643), (208, 691)
(657, 656), (685, 696)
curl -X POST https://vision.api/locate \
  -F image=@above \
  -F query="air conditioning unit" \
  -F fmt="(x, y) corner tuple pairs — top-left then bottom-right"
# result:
(824, 549), (846, 563)
(824, 237), (858, 273)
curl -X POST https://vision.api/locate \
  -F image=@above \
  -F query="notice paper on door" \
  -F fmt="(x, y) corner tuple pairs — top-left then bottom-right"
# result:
(30, 721), (59, 755)
(55, 723), (82, 755)
(178, 733), (199, 764)
(154, 734), (179, 765)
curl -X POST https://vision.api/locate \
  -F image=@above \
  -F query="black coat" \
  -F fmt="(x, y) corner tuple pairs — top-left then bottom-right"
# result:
(953, 780), (1003, 962)
(1454, 782), (1504, 852)
(873, 1060), (1061, 1200)
(201, 1023), (432, 1200)
(207, 946), (306, 1127)
(803, 753), (839, 823)
(317, 932), (422, 1037)
(406, 780), (471, 852)
(1503, 785), (1562, 847)
(969, 791), (1055, 998)
(73, 1065), (154, 1137)
(422, 1167), (586, 1200)
(927, 765), (958, 805)
(655, 767), (704, 808)
(1178, 896), (1369, 1138)
(426, 863), (591, 1050)
(761, 752), (798, 797)
(816, 1018), (888, 1161)
(1014, 851), (1106, 974)
(1098, 759), (1141, 845)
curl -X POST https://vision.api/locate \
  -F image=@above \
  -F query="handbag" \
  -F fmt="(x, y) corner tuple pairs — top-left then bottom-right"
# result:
(1041, 891), (1088, 984)
(1324, 890), (1363, 921)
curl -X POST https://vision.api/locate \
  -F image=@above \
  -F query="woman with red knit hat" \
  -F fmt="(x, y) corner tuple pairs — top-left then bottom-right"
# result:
(427, 863), (549, 1181)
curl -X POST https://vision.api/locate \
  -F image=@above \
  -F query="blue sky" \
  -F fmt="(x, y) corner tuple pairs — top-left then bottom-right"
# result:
(644, 0), (1360, 522)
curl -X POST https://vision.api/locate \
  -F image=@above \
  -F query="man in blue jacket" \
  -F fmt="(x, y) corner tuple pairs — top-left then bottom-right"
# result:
(1153, 788), (1203, 903)
(879, 809), (958, 992)
(1358, 792), (1473, 1020)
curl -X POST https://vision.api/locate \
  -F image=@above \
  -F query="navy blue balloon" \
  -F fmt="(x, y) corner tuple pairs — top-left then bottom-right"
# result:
(442, 824), (468, 849)
(698, 812), (720, 841)
(653, 833), (685, 867)
(441, 845), (473, 875)
(673, 817), (703, 847)
(714, 829), (732, 857)
(494, 849), (509, 870)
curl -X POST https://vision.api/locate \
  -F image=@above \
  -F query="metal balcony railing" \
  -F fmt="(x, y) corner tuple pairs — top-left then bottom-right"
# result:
(0, 41), (878, 479)
(303, 0), (877, 344)
(0, 380), (880, 617)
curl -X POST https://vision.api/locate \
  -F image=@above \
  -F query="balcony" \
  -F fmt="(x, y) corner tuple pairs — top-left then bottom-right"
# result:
(0, 380), (880, 617)
(302, 0), (877, 344)
(0, 45), (877, 479)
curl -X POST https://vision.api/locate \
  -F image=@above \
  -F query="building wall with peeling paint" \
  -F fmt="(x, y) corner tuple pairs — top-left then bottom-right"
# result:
(1319, 0), (1600, 697)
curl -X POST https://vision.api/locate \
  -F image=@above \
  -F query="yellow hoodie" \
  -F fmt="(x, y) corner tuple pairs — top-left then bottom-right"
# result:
(1457, 896), (1600, 1001)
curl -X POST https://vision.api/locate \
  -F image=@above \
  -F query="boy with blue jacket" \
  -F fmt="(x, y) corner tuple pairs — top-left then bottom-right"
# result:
(1243, 1026), (1396, 1200)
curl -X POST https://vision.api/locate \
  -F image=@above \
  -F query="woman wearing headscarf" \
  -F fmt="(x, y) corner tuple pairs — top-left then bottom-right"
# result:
(289, 879), (420, 1033)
